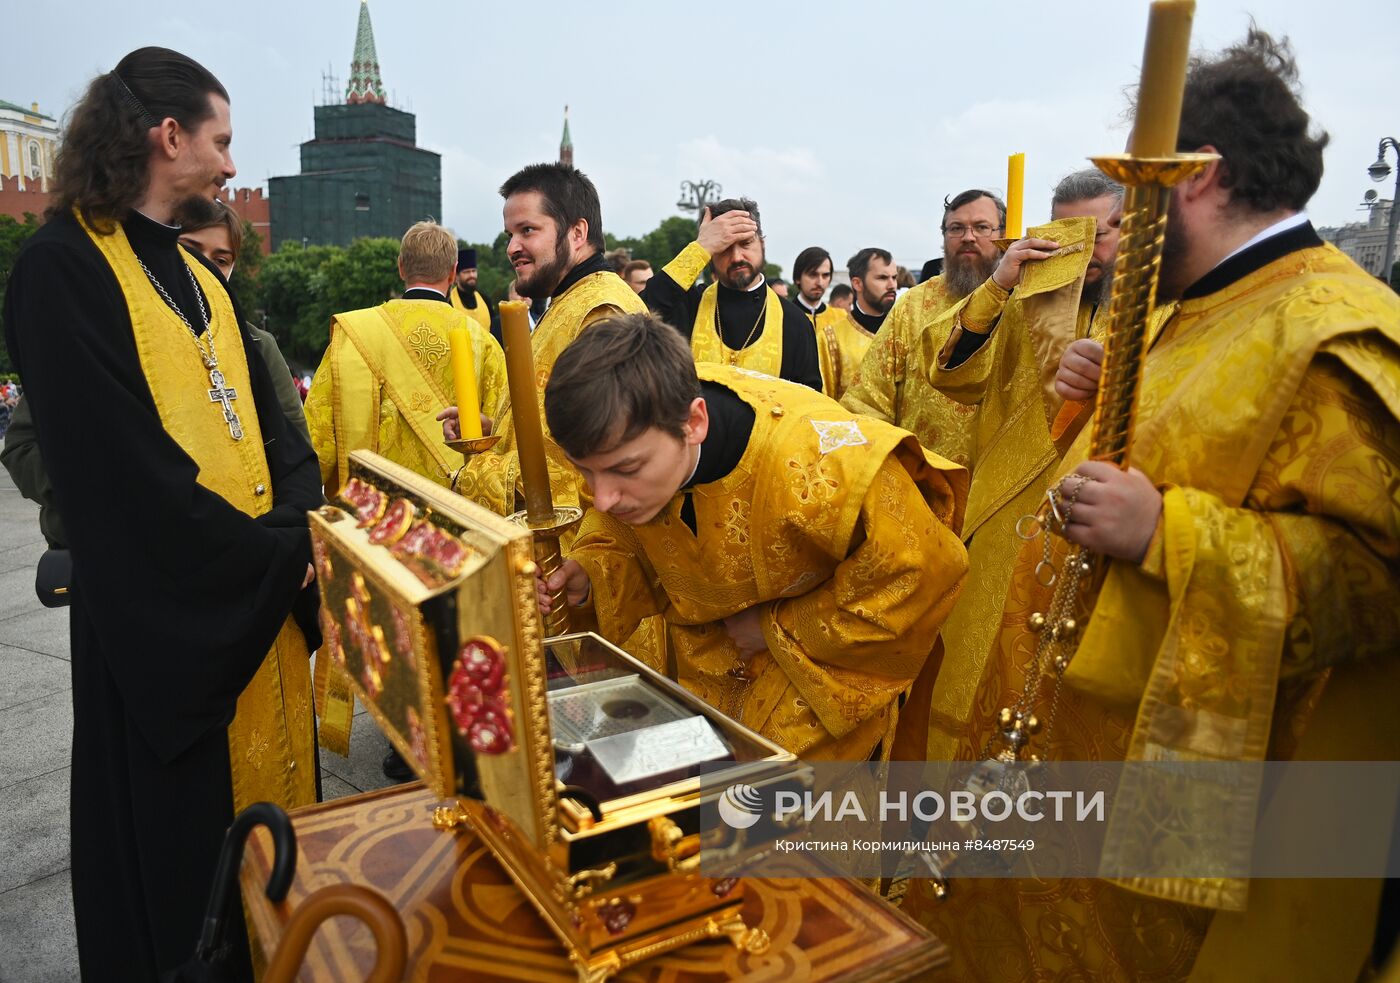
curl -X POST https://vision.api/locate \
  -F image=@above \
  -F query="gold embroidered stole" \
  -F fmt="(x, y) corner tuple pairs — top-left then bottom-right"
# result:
(79, 213), (316, 814)
(807, 305), (870, 399)
(691, 285), (785, 376)
(326, 301), (463, 494)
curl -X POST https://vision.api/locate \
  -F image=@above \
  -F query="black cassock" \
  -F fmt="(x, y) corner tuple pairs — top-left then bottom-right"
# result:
(3, 210), (322, 980)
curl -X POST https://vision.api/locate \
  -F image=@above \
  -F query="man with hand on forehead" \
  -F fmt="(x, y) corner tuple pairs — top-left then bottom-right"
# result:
(644, 198), (822, 390)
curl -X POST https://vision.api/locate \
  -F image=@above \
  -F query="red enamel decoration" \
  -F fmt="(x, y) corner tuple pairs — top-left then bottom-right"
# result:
(468, 700), (513, 755)
(711, 877), (739, 898)
(597, 898), (636, 935)
(368, 498), (414, 545)
(458, 638), (504, 694)
(446, 638), (514, 753)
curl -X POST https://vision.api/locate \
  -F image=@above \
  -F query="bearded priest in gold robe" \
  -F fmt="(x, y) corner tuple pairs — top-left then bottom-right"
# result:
(644, 198), (823, 391)
(840, 189), (1006, 469)
(904, 30), (1400, 982)
(305, 221), (507, 497)
(449, 163), (646, 516)
(916, 170), (1125, 761)
(537, 313), (969, 760)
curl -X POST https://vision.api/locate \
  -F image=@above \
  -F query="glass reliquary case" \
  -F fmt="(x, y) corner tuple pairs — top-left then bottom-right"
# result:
(310, 451), (808, 982)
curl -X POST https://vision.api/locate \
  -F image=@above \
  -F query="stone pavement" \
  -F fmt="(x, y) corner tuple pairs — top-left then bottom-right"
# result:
(0, 471), (395, 982)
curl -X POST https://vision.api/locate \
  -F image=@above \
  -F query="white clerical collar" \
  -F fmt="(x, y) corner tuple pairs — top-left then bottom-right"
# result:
(1216, 212), (1309, 268)
(405, 285), (447, 297)
(135, 208), (181, 230)
(795, 295), (821, 313)
(746, 274), (766, 292)
(682, 444), (702, 488)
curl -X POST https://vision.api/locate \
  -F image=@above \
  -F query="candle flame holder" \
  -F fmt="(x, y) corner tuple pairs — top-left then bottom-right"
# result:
(446, 434), (503, 457)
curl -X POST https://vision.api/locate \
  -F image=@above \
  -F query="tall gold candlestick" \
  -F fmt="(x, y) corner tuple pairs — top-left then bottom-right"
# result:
(1129, 0), (1195, 157)
(498, 300), (553, 523)
(1005, 153), (1025, 239)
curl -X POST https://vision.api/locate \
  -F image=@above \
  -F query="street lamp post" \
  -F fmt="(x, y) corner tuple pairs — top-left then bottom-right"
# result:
(1367, 137), (1400, 287)
(677, 179), (723, 233)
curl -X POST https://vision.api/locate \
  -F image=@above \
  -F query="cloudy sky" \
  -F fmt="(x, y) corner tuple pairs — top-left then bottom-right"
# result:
(6, 1), (1397, 273)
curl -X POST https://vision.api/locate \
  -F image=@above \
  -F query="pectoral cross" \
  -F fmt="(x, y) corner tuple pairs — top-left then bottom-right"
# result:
(207, 367), (244, 440)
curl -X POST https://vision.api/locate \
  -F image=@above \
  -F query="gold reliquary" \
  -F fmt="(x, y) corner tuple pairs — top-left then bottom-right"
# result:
(310, 451), (809, 982)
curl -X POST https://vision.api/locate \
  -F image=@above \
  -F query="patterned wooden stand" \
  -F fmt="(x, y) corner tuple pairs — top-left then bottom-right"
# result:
(241, 783), (948, 982)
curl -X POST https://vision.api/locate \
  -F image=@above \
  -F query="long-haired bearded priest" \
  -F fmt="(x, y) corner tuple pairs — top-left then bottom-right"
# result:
(903, 30), (1400, 981)
(2, 49), (322, 978)
(537, 313), (969, 760)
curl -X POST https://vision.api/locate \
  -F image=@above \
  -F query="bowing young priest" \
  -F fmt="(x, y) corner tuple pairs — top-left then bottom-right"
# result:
(2, 48), (321, 978)
(644, 198), (823, 391)
(538, 312), (970, 760)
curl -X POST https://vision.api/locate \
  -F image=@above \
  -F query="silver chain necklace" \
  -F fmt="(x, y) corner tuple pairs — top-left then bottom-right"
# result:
(137, 257), (244, 441)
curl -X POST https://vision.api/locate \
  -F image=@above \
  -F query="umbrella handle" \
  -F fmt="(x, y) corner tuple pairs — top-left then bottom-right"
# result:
(263, 884), (407, 983)
(195, 802), (298, 959)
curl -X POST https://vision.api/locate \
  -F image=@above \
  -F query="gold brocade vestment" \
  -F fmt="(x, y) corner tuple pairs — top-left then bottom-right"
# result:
(919, 218), (1112, 760)
(303, 298), (507, 752)
(903, 242), (1400, 983)
(804, 303), (873, 400)
(840, 275), (977, 469)
(304, 298), (507, 496)
(569, 365), (970, 760)
(79, 216), (317, 815)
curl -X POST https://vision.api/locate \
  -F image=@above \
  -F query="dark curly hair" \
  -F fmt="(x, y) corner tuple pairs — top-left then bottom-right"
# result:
(1175, 26), (1327, 213)
(48, 47), (228, 231)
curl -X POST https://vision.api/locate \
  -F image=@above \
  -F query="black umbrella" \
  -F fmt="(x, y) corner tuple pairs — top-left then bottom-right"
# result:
(165, 802), (297, 983)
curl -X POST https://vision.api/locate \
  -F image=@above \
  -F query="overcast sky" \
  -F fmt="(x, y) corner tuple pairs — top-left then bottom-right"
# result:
(6, 1), (1397, 273)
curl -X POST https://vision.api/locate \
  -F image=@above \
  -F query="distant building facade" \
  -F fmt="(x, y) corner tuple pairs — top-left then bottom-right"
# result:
(268, 0), (440, 249)
(1318, 199), (1395, 280)
(0, 99), (58, 220)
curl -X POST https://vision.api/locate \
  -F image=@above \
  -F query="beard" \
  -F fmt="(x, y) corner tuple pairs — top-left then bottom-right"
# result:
(1155, 194), (1189, 301)
(942, 247), (999, 299)
(174, 194), (219, 229)
(514, 234), (572, 299)
(1084, 264), (1115, 307)
(718, 250), (764, 290)
(861, 284), (896, 314)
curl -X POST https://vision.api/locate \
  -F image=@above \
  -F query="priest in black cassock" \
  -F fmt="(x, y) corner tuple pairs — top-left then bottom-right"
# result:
(2, 48), (321, 980)
(643, 198), (822, 390)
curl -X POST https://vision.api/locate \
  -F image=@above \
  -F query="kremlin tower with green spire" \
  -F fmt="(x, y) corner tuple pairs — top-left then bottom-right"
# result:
(269, 0), (440, 248)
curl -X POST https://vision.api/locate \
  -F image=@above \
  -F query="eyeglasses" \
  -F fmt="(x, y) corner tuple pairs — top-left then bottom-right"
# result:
(943, 223), (1002, 239)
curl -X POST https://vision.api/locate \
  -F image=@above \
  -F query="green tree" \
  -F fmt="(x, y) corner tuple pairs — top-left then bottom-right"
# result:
(227, 220), (263, 320)
(255, 237), (402, 368)
(0, 213), (41, 374)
